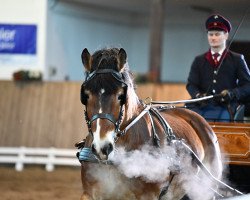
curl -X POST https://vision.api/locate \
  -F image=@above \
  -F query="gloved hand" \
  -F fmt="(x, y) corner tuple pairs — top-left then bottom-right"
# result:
(220, 90), (236, 103)
(195, 93), (207, 99)
(195, 93), (207, 107)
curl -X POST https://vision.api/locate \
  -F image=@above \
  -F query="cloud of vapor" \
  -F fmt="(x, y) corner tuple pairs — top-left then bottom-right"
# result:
(111, 143), (224, 199)
(86, 164), (138, 199)
(110, 144), (179, 183)
(85, 142), (227, 200)
(179, 167), (216, 200)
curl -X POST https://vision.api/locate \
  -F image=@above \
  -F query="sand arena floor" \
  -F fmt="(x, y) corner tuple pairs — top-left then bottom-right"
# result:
(1, 165), (250, 200)
(0, 166), (82, 200)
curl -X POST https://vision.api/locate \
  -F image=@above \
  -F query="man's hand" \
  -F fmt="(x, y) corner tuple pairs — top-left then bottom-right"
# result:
(195, 93), (207, 107)
(220, 90), (236, 103)
(195, 93), (207, 99)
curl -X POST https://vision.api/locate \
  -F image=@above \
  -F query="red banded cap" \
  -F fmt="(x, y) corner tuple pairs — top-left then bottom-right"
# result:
(205, 14), (232, 33)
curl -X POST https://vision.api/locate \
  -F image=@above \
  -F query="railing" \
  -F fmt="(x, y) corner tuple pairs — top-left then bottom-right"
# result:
(0, 147), (80, 171)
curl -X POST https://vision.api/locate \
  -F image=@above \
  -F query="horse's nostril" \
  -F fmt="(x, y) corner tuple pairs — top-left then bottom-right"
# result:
(101, 143), (113, 156)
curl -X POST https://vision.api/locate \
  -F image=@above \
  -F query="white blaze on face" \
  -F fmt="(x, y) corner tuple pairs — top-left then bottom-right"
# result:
(93, 115), (102, 154)
(92, 88), (116, 159)
(100, 88), (105, 95)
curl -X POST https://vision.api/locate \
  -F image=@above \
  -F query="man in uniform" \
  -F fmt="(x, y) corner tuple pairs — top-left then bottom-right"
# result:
(186, 14), (250, 121)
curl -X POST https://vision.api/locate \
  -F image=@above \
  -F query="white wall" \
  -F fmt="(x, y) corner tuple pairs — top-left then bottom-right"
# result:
(0, 0), (47, 80)
(47, 2), (250, 83)
(0, 0), (249, 82)
(162, 24), (205, 82)
(46, 1), (139, 81)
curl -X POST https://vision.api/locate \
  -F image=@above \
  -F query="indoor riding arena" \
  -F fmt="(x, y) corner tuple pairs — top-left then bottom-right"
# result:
(1, 0), (250, 200)
(1, 81), (250, 199)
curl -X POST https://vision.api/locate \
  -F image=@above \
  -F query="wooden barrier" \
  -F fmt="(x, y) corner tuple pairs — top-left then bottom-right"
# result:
(136, 83), (190, 101)
(0, 81), (85, 148)
(0, 81), (189, 148)
(210, 122), (250, 165)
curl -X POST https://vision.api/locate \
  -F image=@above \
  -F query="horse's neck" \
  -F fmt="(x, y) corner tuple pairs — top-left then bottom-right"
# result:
(119, 102), (152, 149)
(123, 97), (144, 127)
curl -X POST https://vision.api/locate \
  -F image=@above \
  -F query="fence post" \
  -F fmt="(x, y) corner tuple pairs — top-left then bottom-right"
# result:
(46, 147), (55, 171)
(15, 146), (25, 171)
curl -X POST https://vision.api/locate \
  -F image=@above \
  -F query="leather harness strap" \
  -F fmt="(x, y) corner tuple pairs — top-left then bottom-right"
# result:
(117, 104), (176, 145)
(149, 107), (176, 144)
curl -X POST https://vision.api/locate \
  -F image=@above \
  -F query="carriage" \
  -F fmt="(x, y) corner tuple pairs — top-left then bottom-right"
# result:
(76, 47), (247, 200)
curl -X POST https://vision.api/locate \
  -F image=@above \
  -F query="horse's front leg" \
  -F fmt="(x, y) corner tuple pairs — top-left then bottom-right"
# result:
(80, 164), (97, 200)
(160, 174), (186, 200)
(80, 193), (93, 200)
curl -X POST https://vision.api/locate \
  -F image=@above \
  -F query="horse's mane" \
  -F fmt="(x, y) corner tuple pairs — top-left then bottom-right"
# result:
(85, 48), (140, 119)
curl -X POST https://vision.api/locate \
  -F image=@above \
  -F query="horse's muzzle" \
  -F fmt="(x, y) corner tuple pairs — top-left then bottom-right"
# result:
(77, 147), (113, 165)
(101, 143), (113, 157)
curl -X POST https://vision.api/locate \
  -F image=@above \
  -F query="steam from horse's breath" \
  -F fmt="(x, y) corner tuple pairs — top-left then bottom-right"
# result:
(111, 145), (178, 183)
(112, 145), (216, 200)
(86, 143), (221, 200)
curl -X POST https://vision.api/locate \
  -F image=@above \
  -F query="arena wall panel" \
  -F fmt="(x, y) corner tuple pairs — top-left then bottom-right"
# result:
(0, 81), (189, 148)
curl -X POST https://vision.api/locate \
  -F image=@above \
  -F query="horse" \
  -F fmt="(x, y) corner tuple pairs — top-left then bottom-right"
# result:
(77, 47), (223, 200)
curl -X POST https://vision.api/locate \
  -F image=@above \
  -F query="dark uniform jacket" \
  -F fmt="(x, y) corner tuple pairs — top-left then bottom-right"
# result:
(186, 50), (250, 107)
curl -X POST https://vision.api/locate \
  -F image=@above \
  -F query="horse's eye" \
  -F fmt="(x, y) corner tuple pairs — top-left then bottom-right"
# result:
(81, 86), (89, 105)
(118, 94), (126, 105)
(81, 93), (89, 105)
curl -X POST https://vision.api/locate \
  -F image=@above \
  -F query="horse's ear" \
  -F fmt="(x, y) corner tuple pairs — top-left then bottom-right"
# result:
(81, 48), (92, 72)
(117, 48), (127, 71)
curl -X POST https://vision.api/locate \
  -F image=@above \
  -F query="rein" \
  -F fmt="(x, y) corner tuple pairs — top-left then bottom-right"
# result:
(117, 103), (176, 145)
(150, 95), (215, 105)
(116, 104), (151, 137)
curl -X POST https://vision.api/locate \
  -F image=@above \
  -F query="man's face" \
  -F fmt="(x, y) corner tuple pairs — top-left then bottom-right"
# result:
(207, 30), (228, 49)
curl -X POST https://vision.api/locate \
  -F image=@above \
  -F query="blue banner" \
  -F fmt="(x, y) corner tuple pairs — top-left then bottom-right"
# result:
(0, 24), (37, 54)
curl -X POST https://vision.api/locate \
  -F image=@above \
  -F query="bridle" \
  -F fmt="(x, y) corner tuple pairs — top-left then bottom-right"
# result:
(81, 69), (128, 137)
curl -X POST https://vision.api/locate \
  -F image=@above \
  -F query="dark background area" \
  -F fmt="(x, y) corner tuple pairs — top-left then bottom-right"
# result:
(231, 41), (250, 117)
(228, 165), (250, 193)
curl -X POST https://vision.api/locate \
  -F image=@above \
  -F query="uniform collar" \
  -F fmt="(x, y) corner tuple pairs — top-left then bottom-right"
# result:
(205, 48), (229, 67)
(211, 47), (225, 56)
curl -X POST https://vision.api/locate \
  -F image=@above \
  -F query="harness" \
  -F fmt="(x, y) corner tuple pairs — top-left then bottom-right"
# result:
(76, 69), (243, 197)
(81, 69), (127, 136)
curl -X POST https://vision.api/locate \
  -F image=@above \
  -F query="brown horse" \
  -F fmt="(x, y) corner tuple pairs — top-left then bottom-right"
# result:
(78, 47), (223, 200)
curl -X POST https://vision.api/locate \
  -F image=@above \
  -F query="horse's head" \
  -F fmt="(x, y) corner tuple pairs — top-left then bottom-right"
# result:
(80, 48), (138, 161)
